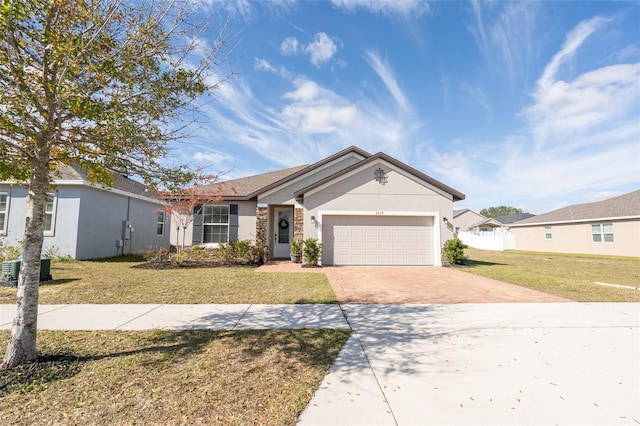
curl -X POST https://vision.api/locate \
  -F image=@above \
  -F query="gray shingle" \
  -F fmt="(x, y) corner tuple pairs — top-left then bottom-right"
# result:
(511, 190), (640, 226)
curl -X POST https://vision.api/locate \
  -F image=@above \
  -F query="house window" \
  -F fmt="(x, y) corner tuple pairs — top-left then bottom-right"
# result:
(156, 211), (165, 236)
(591, 223), (614, 243)
(0, 192), (8, 234)
(44, 193), (56, 236)
(203, 205), (229, 244)
(544, 226), (552, 239)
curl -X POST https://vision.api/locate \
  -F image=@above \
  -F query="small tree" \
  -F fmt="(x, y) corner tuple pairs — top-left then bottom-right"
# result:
(157, 177), (234, 252)
(443, 238), (467, 265)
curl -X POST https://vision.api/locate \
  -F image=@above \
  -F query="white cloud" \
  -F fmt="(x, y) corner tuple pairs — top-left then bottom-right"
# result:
(363, 50), (410, 113)
(281, 79), (356, 134)
(305, 32), (338, 67)
(280, 33), (339, 67)
(194, 74), (419, 168)
(280, 36), (300, 55)
(254, 57), (292, 78)
(536, 16), (611, 94)
(330, 0), (430, 17)
(254, 58), (276, 73)
(193, 151), (234, 165)
(431, 16), (640, 213)
(467, 1), (538, 87)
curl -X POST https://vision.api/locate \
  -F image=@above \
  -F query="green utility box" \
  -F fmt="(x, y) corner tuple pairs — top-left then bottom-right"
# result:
(1, 259), (52, 287)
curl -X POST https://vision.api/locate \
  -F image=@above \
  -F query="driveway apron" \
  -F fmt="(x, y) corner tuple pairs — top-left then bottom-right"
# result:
(299, 302), (640, 425)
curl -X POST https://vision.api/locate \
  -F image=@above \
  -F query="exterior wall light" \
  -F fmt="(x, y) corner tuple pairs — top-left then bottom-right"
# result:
(374, 168), (388, 185)
(311, 215), (316, 223)
(443, 217), (448, 224)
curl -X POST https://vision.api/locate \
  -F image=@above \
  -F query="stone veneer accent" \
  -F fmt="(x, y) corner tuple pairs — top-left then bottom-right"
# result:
(294, 207), (304, 242)
(256, 207), (269, 259)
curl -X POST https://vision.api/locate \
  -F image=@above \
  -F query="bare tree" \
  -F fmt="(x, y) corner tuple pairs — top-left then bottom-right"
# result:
(158, 177), (236, 252)
(0, 0), (234, 368)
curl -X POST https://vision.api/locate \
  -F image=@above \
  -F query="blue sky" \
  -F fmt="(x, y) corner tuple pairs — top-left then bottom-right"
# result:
(177, 0), (640, 214)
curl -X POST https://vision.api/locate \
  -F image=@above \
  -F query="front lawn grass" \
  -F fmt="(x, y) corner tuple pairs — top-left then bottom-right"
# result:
(0, 329), (350, 425)
(459, 248), (640, 302)
(0, 257), (337, 304)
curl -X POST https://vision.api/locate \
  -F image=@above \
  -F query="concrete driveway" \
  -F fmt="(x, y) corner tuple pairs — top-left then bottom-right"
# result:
(257, 262), (569, 303)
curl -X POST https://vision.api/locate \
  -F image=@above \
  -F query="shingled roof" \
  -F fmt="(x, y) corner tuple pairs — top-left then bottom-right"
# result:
(510, 190), (640, 226)
(210, 165), (309, 200)
(51, 163), (159, 199)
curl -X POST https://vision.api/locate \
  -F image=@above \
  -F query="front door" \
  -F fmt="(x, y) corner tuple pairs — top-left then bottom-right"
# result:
(273, 207), (293, 258)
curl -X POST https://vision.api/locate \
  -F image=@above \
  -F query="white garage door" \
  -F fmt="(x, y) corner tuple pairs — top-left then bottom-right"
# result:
(322, 215), (433, 266)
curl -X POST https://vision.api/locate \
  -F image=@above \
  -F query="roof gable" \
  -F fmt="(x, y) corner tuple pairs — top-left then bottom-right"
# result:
(511, 190), (640, 226)
(248, 145), (370, 199)
(294, 152), (465, 201)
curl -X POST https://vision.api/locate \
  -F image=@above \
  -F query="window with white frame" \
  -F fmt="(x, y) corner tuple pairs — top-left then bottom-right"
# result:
(44, 193), (56, 236)
(203, 205), (229, 244)
(591, 223), (613, 243)
(0, 192), (8, 234)
(544, 226), (552, 239)
(156, 211), (165, 236)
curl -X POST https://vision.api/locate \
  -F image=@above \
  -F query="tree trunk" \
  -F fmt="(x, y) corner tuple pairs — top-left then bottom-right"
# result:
(1, 164), (48, 369)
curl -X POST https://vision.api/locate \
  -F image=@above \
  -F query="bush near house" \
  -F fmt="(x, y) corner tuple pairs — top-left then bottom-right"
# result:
(303, 238), (322, 266)
(443, 238), (467, 265)
(143, 240), (266, 268)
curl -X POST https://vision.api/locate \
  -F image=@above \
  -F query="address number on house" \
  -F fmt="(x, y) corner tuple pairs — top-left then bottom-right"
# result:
(375, 211), (384, 215)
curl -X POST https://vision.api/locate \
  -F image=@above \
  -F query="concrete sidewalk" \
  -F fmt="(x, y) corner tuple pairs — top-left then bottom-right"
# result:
(2, 302), (639, 425)
(0, 303), (348, 330)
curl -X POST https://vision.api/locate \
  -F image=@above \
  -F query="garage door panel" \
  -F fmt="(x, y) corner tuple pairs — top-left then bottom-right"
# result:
(323, 215), (433, 266)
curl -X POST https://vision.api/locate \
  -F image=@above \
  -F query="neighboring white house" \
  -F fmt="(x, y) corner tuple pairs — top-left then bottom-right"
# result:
(0, 164), (170, 259)
(175, 146), (465, 266)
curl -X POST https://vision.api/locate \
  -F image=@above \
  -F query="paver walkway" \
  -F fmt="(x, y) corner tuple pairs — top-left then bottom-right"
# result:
(257, 262), (569, 303)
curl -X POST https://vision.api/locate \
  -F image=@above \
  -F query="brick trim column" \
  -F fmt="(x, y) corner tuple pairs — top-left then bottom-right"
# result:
(294, 207), (304, 242)
(256, 206), (269, 259)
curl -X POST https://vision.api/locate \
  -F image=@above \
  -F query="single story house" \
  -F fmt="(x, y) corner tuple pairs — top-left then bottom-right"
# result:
(509, 190), (640, 257)
(0, 164), (170, 259)
(452, 209), (485, 234)
(176, 146), (465, 266)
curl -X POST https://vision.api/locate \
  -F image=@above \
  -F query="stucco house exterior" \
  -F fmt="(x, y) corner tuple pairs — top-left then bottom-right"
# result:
(176, 146), (465, 266)
(452, 209), (485, 234)
(0, 164), (170, 259)
(509, 190), (640, 257)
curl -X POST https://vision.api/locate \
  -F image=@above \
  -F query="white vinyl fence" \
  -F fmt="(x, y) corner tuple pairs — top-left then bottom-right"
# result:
(458, 230), (515, 251)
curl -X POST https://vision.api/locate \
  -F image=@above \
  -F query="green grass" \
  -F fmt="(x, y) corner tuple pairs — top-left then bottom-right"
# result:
(0, 258), (337, 304)
(459, 248), (640, 302)
(0, 329), (351, 425)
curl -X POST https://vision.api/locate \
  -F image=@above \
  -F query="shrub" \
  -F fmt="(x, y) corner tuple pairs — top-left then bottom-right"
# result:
(303, 238), (322, 266)
(290, 238), (301, 256)
(218, 240), (266, 265)
(144, 246), (171, 263)
(173, 251), (189, 267)
(43, 245), (74, 262)
(443, 238), (467, 265)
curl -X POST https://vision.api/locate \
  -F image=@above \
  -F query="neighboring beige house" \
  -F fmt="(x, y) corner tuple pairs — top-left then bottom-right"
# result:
(452, 209), (485, 233)
(509, 190), (640, 257)
(175, 146), (465, 266)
